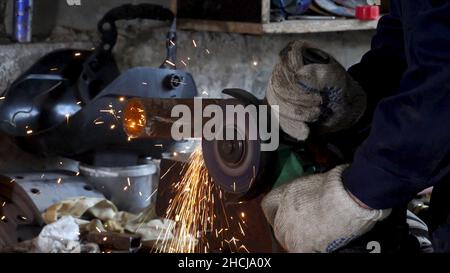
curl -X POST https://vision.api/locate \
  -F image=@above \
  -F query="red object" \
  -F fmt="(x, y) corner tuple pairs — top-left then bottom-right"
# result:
(355, 5), (380, 21)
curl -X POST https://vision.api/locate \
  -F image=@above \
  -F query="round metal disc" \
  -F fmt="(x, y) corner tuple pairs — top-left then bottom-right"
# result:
(202, 138), (261, 194)
(202, 117), (261, 194)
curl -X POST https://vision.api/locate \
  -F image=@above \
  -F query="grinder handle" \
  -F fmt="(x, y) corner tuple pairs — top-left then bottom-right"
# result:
(79, 4), (177, 102)
(97, 3), (176, 57)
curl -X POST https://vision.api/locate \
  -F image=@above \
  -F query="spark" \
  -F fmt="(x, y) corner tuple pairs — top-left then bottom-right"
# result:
(26, 129), (33, 135)
(95, 227), (102, 233)
(74, 52), (82, 57)
(145, 188), (158, 202)
(238, 222), (245, 236)
(75, 172), (80, 176)
(181, 60), (187, 67)
(154, 146), (249, 253)
(110, 124), (116, 130)
(142, 82), (148, 85)
(252, 61), (258, 66)
(165, 60), (176, 67)
(100, 108), (120, 122)
(1, 201), (6, 207)
(154, 144), (163, 148)
(192, 40), (197, 48)
(50, 67), (58, 71)
(239, 245), (250, 253)
(0, 96), (5, 100)
(205, 49), (210, 54)
(240, 212), (246, 218)
(123, 186), (128, 191)
(155, 147), (215, 253)
(139, 191), (142, 197)
(169, 40), (176, 46)
(119, 97), (125, 102)
(56, 178), (62, 184)
(102, 237), (108, 242)
(65, 114), (70, 125)
(127, 177), (131, 187)
(76, 101), (82, 105)
(1, 216), (5, 221)
(10, 179), (15, 184)
(225, 237), (239, 245)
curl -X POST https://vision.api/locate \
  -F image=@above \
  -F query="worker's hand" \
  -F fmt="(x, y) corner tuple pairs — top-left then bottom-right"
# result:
(266, 41), (367, 140)
(261, 165), (391, 253)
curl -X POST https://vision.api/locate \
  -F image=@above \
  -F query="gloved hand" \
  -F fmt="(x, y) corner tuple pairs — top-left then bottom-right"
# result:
(266, 41), (367, 140)
(261, 165), (391, 253)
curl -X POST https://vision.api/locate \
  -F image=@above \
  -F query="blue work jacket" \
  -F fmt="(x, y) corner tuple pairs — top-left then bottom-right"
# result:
(344, 0), (450, 211)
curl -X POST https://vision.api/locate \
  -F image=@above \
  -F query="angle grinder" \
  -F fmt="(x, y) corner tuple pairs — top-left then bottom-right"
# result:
(122, 88), (341, 200)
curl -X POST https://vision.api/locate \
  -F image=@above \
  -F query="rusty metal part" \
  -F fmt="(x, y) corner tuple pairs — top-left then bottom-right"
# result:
(0, 175), (44, 249)
(85, 231), (141, 253)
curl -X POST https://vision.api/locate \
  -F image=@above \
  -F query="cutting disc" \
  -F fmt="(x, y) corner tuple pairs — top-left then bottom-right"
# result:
(201, 89), (277, 198)
(202, 123), (262, 195)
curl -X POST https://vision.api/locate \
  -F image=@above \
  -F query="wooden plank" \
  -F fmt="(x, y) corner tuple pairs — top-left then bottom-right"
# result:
(178, 18), (378, 35)
(178, 19), (263, 35)
(262, 19), (379, 34)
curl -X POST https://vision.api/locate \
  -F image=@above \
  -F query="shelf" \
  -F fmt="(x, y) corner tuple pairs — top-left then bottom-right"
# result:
(263, 18), (378, 34)
(178, 18), (379, 35)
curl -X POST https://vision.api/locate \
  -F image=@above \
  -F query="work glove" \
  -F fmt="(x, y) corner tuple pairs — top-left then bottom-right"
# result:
(266, 41), (366, 141)
(261, 165), (391, 253)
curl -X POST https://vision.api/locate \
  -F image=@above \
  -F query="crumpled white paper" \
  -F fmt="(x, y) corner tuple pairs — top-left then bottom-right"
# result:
(34, 215), (81, 253)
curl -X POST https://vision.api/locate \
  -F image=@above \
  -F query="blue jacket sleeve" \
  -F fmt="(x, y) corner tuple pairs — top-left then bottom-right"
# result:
(348, 0), (407, 126)
(344, 0), (450, 209)
(328, 1), (407, 159)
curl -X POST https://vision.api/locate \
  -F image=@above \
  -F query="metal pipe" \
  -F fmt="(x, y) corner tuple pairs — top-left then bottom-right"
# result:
(123, 98), (240, 139)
